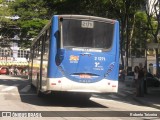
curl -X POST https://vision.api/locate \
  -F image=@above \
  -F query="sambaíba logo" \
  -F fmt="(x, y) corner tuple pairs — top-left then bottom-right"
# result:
(69, 55), (79, 61)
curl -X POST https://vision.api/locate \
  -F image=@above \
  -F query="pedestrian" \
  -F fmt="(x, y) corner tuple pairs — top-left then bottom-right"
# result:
(9, 67), (12, 75)
(138, 63), (144, 97)
(143, 66), (148, 94)
(6, 67), (9, 75)
(14, 67), (18, 75)
(134, 66), (139, 96)
(119, 69), (125, 82)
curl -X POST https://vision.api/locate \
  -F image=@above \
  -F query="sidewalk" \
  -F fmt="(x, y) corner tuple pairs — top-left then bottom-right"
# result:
(10, 75), (28, 79)
(119, 81), (160, 110)
(6, 74), (160, 110)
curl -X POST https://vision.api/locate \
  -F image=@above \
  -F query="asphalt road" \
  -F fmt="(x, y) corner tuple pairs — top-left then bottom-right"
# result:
(0, 75), (159, 120)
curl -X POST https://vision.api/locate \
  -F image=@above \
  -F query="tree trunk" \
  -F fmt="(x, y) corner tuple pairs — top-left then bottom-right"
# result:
(120, 18), (126, 69)
(155, 49), (159, 76)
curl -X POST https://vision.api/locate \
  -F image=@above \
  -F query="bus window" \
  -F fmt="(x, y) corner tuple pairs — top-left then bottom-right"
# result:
(62, 19), (114, 50)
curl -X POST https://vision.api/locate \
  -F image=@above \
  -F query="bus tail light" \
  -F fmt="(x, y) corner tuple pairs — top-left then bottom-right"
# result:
(112, 85), (116, 87)
(51, 83), (56, 85)
(79, 74), (91, 78)
(58, 80), (61, 83)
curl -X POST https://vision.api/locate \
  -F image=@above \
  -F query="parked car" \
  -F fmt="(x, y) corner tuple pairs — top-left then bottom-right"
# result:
(125, 72), (135, 87)
(119, 69), (125, 81)
(146, 73), (160, 87)
(0, 67), (9, 75)
(125, 72), (160, 87)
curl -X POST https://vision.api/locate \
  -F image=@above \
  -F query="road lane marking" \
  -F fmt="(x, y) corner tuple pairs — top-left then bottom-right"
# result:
(125, 91), (133, 94)
(11, 93), (36, 96)
(117, 92), (126, 97)
(0, 79), (7, 82)
(0, 92), (36, 95)
(108, 94), (119, 99)
(0, 85), (5, 88)
(20, 85), (31, 92)
(1, 84), (19, 91)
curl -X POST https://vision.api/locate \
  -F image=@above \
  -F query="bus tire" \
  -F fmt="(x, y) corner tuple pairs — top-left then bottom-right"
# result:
(37, 82), (43, 97)
(76, 93), (91, 100)
(30, 83), (35, 90)
(83, 94), (91, 100)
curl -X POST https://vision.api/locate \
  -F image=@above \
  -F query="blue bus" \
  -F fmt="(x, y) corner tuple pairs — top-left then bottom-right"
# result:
(29, 15), (119, 98)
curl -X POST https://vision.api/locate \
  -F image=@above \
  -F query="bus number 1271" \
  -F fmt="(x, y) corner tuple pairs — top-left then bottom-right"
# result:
(81, 21), (94, 28)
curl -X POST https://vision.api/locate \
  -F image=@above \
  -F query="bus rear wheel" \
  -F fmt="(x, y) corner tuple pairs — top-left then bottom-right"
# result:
(36, 75), (44, 97)
(36, 83), (44, 97)
(73, 93), (91, 100)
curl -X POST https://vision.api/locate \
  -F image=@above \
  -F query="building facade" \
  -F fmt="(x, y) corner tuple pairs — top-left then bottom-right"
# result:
(0, 47), (29, 66)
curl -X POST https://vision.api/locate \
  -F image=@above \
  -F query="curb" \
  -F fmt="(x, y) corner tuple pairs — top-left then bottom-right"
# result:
(132, 96), (160, 110)
(119, 82), (160, 110)
(9, 75), (28, 79)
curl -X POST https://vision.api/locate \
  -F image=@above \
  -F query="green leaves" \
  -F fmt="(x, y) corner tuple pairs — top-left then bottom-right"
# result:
(7, 0), (49, 47)
(20, 19), (48, 36)
(0, 0), (157, 50)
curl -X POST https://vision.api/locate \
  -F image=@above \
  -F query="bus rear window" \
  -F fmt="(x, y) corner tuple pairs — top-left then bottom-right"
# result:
(62, 19), (114, 50)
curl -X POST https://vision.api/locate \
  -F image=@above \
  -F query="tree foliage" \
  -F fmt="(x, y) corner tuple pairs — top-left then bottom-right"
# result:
(0, 2), (14, 27)
(104, 0), (146, 69)
(0, 0), (158, 67)
(9, 0), (49, 48)
(145, 0), (160, 74)
(43, 0), (108, 17)
(8, 0), (109, 48)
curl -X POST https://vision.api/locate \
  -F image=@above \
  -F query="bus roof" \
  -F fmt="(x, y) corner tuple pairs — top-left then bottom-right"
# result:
(58, 15), (117, 23)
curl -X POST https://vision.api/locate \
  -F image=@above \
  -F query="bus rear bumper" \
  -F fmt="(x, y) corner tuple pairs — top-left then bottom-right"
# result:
(46, 77), (118, 93)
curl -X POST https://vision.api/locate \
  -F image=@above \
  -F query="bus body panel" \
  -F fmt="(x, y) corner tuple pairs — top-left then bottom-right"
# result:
(48, 15), (60, 77)
(47, 77), (118, 93)
(46, 19), (119, 93)
(57, 50), (117, 80)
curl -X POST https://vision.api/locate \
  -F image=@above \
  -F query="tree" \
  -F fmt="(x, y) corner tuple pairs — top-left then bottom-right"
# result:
(106, 0), (145, 71)
(0, 1), (17, 47)
(145, 0), (160, 75)
(44, 0), (108, 17)
(8, 0), (148, 55)
(10, 0), (49, 48)
(0, 1), (11, 26)
(131, 11), (149, 57)
(10, 0), (109, 47)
